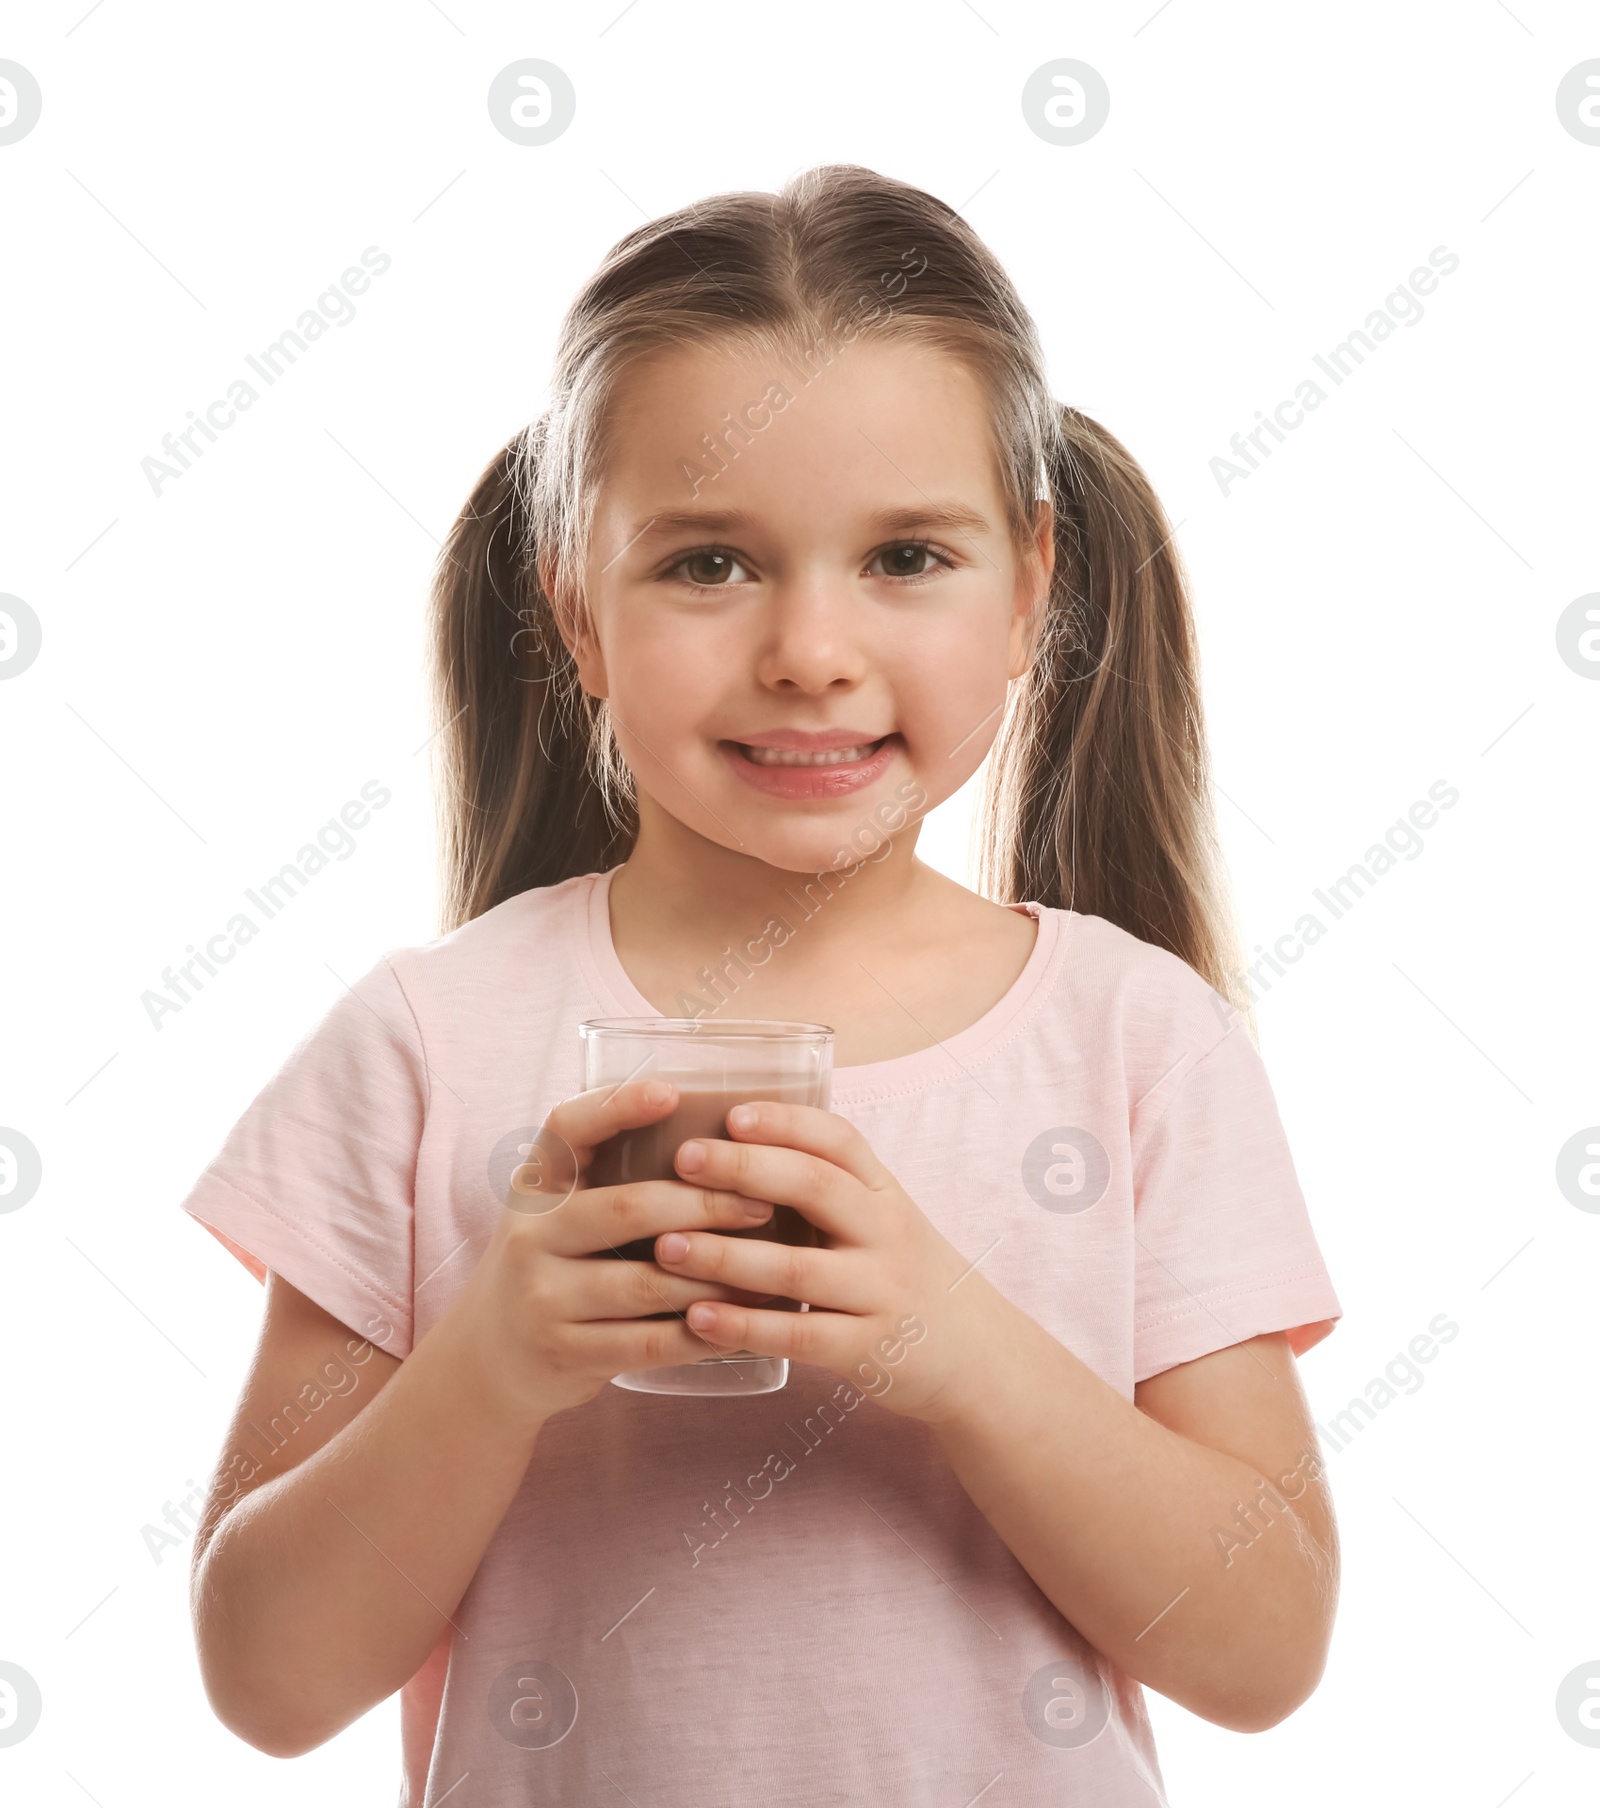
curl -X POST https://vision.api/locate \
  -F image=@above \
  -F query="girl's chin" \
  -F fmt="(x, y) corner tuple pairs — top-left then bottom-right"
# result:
(719, 801), (920, 882)
(732, 832), (896, 881)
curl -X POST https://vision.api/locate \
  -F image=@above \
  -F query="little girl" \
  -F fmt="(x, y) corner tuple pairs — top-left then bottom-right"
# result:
(181, 164), (1342, 1805)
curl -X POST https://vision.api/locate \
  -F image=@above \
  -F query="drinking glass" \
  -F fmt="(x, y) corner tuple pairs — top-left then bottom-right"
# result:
(579, 1017), (833, 1396)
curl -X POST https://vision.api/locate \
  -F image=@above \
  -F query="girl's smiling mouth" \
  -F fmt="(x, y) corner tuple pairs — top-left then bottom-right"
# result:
(720, 731), (898, 799)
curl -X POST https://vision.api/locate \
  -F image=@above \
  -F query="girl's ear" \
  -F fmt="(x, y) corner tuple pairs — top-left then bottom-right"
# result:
(1007, 496), (1055, 680)
(539, 556), (609, 699)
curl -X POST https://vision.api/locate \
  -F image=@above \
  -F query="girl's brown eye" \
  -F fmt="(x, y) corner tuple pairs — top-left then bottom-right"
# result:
(880, 544), (925, 577)
(875, 542), (945, 579)
(682, 550), (737, 586)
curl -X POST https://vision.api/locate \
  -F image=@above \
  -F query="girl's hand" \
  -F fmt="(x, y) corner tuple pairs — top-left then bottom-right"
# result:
(655, 1102), (1010, 1424)
(447, 1079), (783, 1426)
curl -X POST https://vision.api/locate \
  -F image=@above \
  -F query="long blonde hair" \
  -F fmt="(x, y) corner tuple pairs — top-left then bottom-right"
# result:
(427, 163), (1252, 1021)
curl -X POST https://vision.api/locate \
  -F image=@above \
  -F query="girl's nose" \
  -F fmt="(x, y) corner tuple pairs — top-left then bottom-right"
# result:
(752, 579), (867, 694)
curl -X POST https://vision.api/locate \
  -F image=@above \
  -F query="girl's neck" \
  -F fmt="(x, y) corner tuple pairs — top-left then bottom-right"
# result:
(602, 808), (1040, 1065)
(607, 816), (929, 972)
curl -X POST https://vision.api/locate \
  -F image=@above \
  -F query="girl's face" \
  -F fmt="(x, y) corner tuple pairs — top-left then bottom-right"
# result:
(562, 335), (1053, 878)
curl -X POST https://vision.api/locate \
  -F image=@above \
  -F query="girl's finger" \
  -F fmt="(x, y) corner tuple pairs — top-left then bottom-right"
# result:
(565, 1250), (756, 1321)
(544, 1078), (680, 1160)
(543, 1178), (771, 1258)
(561, 1315), (787, 1376)
(725, 1102), (892, 1190)
(681, 1298), (858, 1368)
(654, 1228), (877, 1314)
(504, 1080), (682, 1211)
(673, 1130), (869, 1244)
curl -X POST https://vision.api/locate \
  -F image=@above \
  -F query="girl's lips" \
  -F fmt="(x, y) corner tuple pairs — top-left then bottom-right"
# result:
(720, 734), (898, 799)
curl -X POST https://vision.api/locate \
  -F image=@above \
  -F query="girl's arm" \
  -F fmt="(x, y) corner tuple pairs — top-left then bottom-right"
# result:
(189, 1073), (783, 1757)
(189, 1271), (545, 1757)
(654, 1105), (1338, 1735)
(925, 1317), (1338, 1733)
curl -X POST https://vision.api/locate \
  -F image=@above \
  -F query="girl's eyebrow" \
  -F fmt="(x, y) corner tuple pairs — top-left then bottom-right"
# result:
(628, 502), (993, 543)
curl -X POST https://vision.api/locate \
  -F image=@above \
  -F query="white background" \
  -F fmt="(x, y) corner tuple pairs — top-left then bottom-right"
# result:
(2, 1), (1597, 1802)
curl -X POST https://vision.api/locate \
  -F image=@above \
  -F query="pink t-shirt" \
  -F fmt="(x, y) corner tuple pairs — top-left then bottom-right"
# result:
(180, 865), (1341, 1805)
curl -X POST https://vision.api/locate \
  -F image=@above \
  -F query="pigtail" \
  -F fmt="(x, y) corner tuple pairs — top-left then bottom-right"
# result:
(428, 423), (635, 934)
(978, 406), (1254, 1030)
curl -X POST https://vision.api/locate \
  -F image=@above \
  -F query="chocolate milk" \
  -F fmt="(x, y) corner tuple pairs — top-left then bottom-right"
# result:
(589, 1073), (824, 1312)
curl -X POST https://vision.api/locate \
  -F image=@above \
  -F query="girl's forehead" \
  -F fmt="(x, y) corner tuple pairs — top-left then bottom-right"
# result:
(599, 336), (1005, 513)
(621, 332), (984, 409)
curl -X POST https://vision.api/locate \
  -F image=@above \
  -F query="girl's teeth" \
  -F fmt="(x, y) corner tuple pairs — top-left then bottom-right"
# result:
(741, 740), (881, 768)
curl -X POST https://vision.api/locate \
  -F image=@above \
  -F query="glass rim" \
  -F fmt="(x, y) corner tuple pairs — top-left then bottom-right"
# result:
(579, 1015), (833, 1043)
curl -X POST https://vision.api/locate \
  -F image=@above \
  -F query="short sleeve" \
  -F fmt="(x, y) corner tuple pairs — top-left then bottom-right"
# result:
(177, 954), (424, 1358)
(1130, 1019), (1341, 1384)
